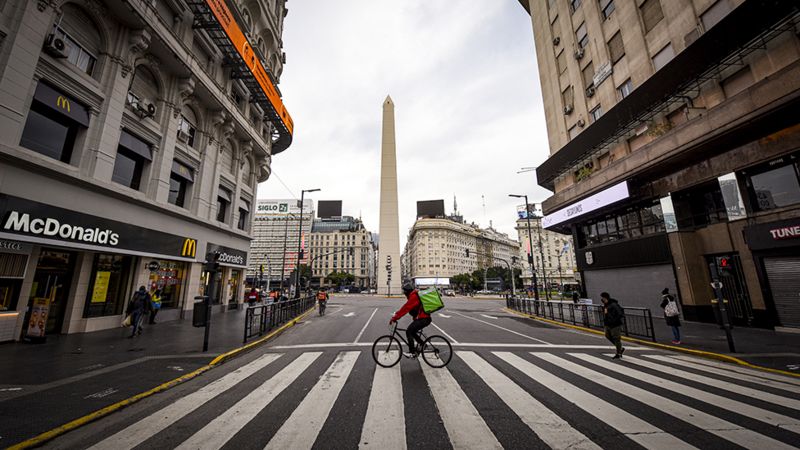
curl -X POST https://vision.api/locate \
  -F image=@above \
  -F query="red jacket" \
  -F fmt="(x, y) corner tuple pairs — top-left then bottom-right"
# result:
(392, 290), (430, 321)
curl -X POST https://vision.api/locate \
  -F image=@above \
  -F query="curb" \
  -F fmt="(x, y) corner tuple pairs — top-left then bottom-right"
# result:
(8, 307), (316, 450)
(503, 307), (800, 379)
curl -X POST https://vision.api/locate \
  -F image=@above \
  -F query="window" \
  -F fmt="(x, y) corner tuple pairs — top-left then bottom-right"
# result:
(177, 114), (196, 147)
(672, 181), (728, 229)
(652, 43), (675, 71)
(600, 0), (615, 19)
(607, 31), (624, 64)
(582, 61), (594, 88)
(640, 0), (664, 33)
(20, 104), (79, 163)
(53, 28), (96, 75)
(568, 124), (580, 140)
(747, 164), (800, 211)
(701, 0), (732, 30)
(217, 186), (231, 223)
(577, 202), (664, 247)
(84, 254), (133, 318)
(53, 4), (101, 77)
(590, 105), (603, 122)
(618, 78), (633, 99)
(113, 131), (151, 190)
(575, 22), (588, 49)
(169, 160), (193, 208)
(570, 0), (582, 13)
(556, 50), (567, 75)
(238, 199), (251, 230)
(562, 85), (574, 110)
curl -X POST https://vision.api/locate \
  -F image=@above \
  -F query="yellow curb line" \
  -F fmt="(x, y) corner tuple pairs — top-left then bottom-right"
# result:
(503, 307), (800, 379)
(8, 307), (316, 450)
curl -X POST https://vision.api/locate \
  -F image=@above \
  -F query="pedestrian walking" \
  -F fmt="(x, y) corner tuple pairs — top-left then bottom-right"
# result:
(660, 288), (682, 344)
(600, 292), (625, 359)
(126, 286), (152, 338)
(245, 287), (258, 306)
(148, 288), (162, 324)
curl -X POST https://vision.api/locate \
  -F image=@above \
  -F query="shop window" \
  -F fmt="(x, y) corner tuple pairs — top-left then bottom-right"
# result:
(84, 254), (132, 318)
(148, 260), (186, 309)
(607, 31), (624, 64)
(169, 160), (193, 208)
(217, 186), (231, 223)
(600, 0), (615, 19)
(113, 131), (151, 190)
(746, 163), (800, 211)
(640, 0), (663, 33)
(672, 181), (728, 229)
(19, 104), (79, 163)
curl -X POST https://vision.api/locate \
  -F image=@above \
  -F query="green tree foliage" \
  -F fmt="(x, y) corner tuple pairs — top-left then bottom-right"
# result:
(326, 271), (355, 286)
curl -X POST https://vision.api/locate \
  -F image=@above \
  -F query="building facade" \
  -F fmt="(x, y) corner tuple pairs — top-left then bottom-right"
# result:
(247, 199), (313, 289)
(308, 216), (377, 289)
(522, 0), (800, 328)
(404, 217), (520, 283)
(515, 214), (578, 290)
(0, 0), (290, 341)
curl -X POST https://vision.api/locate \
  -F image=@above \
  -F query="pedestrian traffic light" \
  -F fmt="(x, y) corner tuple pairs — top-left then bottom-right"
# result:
(716, 256), (733, 275)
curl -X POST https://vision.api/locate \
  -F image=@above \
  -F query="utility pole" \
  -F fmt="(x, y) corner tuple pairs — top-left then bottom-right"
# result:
(509, 194), (540, 300)
(295, 189), (320, 298)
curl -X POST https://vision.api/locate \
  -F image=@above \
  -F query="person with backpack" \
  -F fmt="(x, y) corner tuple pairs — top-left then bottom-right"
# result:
(316, 288), (329, 315)
(389, 283), (431, 356)
(660, 287), (682, 344)
(600, 292), (625, 359)
(245, 287), (258, 306)
(126, 286), (152, 338)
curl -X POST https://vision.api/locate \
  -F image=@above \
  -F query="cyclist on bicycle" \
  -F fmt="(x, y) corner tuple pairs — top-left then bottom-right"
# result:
(316, 288), (328, 309)
(389, 283), (431, 355)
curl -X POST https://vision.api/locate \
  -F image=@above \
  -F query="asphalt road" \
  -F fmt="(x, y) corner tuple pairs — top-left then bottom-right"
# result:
(38, 296), (800, 449)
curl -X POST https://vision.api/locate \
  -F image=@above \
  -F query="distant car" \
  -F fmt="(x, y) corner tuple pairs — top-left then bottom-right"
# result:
(443, 289), (456, 297)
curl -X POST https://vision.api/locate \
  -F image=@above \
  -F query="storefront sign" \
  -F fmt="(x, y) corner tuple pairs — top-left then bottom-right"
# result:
(0, 195), (197, 261)
(745, 218), (800, 250)
(147, 261), (161, 271)
(33, 82), (90, 127)
(255, 199), (312, 216)
(207, 243), (248, 267)
(542, 181), (630, 228)
(91, 271), (111, 303)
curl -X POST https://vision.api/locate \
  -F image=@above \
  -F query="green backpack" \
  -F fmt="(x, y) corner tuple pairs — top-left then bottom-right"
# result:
(418, 287), (445, 314)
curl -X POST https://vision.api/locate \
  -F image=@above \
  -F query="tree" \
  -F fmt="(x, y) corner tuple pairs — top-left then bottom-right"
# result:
(326, 271), (355, 286)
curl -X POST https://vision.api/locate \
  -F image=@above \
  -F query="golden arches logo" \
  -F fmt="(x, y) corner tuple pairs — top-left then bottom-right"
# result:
(181, 238), (197, 258)
(56, 96), (71, 112)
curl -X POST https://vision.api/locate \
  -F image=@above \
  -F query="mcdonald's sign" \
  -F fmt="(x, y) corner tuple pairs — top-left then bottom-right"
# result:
(181, 238), (197, 258)
(56, 95), (71, 112)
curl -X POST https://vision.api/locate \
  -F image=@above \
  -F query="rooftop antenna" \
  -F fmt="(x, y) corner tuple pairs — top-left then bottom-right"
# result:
(453, 194), (458, 215)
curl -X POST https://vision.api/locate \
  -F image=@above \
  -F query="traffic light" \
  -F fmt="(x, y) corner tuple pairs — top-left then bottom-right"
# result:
(716, 256), (733, 275)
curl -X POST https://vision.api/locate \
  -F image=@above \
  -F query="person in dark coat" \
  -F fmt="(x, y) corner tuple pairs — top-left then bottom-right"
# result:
(601, 292), (625, 359)
(660, 288), (682, 344)
(126, 286), (152, 338)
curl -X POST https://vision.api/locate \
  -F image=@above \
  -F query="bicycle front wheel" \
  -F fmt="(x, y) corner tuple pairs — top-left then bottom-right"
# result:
(421, 335), (452, 368)
(372, 335), (403, 368)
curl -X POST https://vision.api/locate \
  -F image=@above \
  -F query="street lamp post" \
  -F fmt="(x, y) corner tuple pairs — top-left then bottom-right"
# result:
(535, 216), (550, 300)
(509, 194), (540, 300)
(295, 188), (320, 298)
(279, 213), (295, 293)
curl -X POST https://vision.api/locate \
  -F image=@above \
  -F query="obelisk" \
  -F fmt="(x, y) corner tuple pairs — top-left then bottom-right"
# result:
(377, 95), (402, 296)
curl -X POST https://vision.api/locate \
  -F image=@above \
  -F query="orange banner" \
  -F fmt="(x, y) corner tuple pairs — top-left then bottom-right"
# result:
(204, 0), (294, 135)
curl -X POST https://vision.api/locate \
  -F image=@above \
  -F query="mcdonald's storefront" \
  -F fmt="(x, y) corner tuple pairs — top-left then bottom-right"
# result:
(0, 194), (208, 339)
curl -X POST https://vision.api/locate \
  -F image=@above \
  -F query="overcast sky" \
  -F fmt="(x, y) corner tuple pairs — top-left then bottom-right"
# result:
(257, 1), (553, 245)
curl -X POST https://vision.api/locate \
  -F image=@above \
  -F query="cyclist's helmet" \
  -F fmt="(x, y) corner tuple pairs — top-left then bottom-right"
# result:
(402, 283), (414, 295)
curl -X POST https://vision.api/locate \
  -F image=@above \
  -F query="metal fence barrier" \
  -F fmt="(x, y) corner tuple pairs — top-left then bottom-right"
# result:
(244, 296), (315, 344)
(506, 297), (656, 342)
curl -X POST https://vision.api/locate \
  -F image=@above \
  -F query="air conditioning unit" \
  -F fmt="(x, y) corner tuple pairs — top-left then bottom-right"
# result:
(134, 100), (157, 119)
(43, 34), (68, 58)
(586, 86), (596, 97)
(177, 129), (191, 143)
(552, 36), (561, 46)
(563, 105), (574, 115)
(574, 48), (585, 60)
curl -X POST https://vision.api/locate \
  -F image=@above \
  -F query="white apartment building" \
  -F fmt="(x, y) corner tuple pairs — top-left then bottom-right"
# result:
(515, 215), (578, 290)
(308, 217), (376, 289)
(248, 199), (313, 288)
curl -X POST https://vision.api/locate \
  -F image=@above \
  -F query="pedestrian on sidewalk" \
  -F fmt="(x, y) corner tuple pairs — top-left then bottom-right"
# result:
(601, 292), (625, 359)
(126, 286), (152, 338)
(660, 288), (682, 344)
(148, 288), (162, 324)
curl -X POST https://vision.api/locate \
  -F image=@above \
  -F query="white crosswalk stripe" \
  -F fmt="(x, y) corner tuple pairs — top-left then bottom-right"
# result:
(666, 354), (800, 386)
(534, 352), (795, 449)
(79, 350), (800, 450)
(88, 353), (283, 450)
(495, 352), (697, 449)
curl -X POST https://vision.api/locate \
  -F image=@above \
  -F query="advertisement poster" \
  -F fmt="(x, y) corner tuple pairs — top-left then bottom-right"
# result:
(91, 271), (111, 303)
(25, 297), (50, 338)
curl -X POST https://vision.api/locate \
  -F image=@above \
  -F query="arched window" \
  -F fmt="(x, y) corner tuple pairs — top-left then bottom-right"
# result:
(220, 140), (235, 175)
(54, 4), (103, 76)
(177, 107), (198, 147)
(241, 157), (251, 185)
(128, 65), (160, 117)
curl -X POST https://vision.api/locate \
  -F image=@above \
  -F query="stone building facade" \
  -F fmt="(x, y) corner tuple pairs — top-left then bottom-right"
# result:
(308, 216), (377, 289)
(0, 0), (291, 340)
(514, 215), (578, 290)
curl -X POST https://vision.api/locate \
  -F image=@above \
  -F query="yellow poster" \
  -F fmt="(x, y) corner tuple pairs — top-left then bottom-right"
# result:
(91, 271), (111, 303)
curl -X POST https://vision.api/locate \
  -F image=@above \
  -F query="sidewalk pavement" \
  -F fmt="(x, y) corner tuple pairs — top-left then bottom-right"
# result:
(650, 318), (800, 373)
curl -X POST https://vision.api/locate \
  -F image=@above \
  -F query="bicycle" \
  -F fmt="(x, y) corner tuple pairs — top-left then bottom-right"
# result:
(318, 301), (326, 316)
(371, 321), (452, 368)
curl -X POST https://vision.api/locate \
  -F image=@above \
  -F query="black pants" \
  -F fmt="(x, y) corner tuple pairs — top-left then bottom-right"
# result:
(406, 317), (432, 352)
(149, 309), (158, 324)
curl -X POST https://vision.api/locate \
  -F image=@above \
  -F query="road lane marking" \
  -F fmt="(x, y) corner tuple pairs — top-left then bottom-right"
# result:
(620, 354), (800, 410)
(89, 353), (283, 450)
(454, 312), (552, 344)
(574, 353), (800, 434)
(421, 357), (502, 449)
(177, 352), (321, 450)
(534, 353), (793, 449)
(360, 353), (404, 450)
(458, 351), (599, 450)
(353, 308), (379, 343)
(495, 352), (696, 449)
(267, 343), (646, 350)
(480, 314), (498, 320)
(432, 323), (459, 344)
(662, 355), (800, 388)
(343, 312), (355, 317)
(266, 351), (360, 449)
(438, 314), (452, 318)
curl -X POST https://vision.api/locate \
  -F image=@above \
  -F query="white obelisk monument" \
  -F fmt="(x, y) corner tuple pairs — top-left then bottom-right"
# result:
(377, 95), (402, 296)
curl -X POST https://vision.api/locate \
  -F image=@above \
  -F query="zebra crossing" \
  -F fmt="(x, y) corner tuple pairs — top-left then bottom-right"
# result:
(82, 349), (800, 450)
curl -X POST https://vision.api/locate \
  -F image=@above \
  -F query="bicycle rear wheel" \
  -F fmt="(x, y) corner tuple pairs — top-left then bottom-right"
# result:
(372, 335), (403, 368)
(421, 335), (452, 368)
